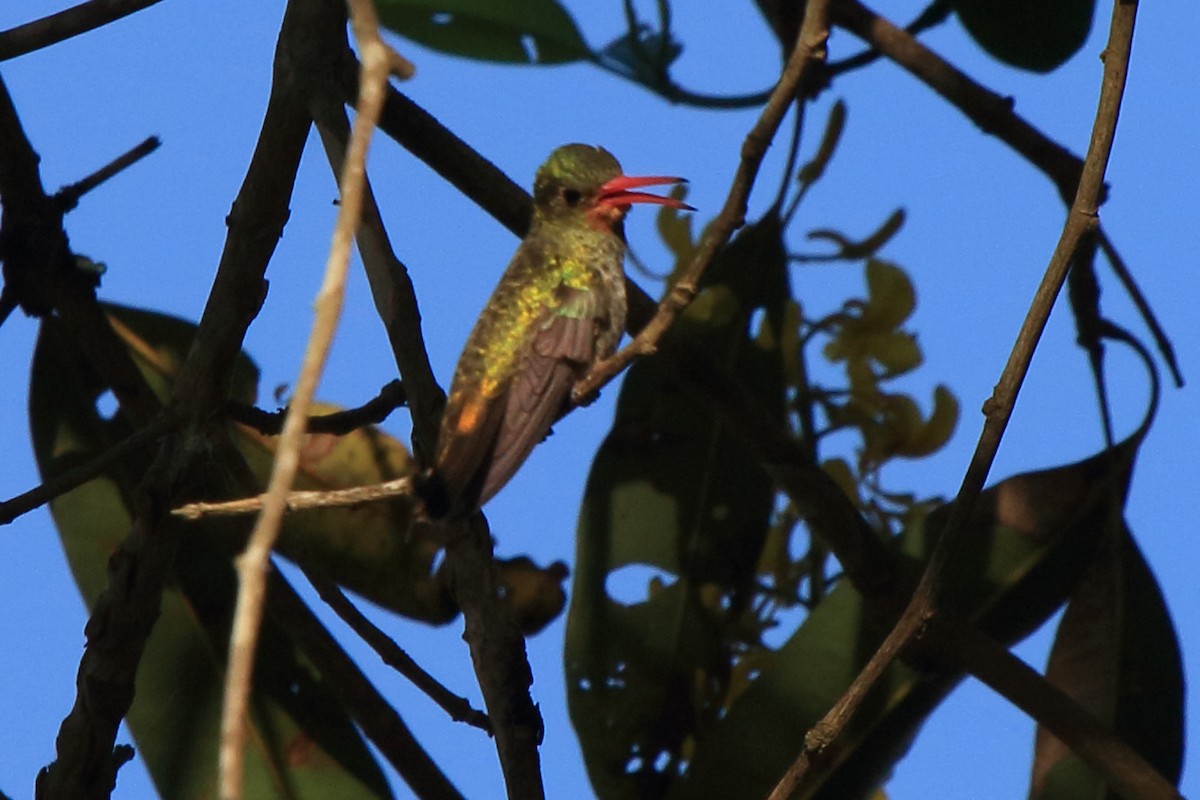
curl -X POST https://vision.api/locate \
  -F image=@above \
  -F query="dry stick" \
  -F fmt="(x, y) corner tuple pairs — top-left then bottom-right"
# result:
(327, 45), (550, 798)
(305, 571), (492, 733)
(769, 0), (1145, 797)
(1, 412), (177, 526)
(175, 476), (414, 520)
(217, 3), (405, 797)
(573, 0), (833, 402)
(0, 0), (166, 61)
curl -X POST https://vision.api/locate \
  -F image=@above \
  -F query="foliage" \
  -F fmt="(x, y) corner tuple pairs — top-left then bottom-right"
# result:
(3, 1), (1183, 799)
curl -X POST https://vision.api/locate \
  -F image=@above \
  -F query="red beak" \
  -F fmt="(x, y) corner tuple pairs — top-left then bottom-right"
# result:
(597, 174), (694, 211)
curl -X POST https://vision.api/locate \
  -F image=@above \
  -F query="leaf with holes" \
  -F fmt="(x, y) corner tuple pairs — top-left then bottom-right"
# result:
(30, 308), (392, 800)
(567, 215), (789, 798)
(672, 437), (1142, 799)
(87, 303), (451, 623)
(377, 0), (589, 64)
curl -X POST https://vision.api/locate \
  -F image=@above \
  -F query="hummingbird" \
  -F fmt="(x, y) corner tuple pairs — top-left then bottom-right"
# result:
(427, 144), (692, 516)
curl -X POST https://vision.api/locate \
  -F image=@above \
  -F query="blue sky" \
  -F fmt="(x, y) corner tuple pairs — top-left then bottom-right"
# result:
(1, 1), (1197, 798)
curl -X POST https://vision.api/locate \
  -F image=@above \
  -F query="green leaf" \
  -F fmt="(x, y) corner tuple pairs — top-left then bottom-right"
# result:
(1029, 527), (1185, 798)
(376, 0), (589, 64)
(822, 260), (918, 375)
(30, 309), (392, 800)
(671, 438), (1140, 799)
(567, 215), (790, 798)
(950, 0), (1096, 73)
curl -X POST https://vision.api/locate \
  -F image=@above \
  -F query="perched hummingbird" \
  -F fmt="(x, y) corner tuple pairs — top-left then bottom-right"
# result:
(427, 144), (692, 516)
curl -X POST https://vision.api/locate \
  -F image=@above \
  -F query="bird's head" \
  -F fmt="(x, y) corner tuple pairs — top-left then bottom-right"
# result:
(532, 144), (692, 234)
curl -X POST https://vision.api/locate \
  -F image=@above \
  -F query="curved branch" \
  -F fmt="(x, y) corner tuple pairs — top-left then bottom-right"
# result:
(773, 1), (1163, 798)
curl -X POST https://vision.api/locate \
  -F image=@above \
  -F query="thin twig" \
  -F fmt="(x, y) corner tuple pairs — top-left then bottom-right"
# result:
(0, 0), (166, 62)
(306, 571), (492, 733)
(173, 476), (414, 520)
(573, 0), (833, 402)
(1, 412), (177, 526)
(1097, 230), (1184, 387)
(217, 2), (398, 797)
(266, 571), (464, 800)
(225, 378), (407, 436)
(771, 0), (1144, 795)
(54, 135), (161, 211)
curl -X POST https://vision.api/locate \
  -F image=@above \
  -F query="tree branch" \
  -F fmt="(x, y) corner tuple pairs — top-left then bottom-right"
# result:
(772, 0), (1155, 797)
(572, 0), (833, 401)
(0, 0), (166, 62)
(0, 412), (177, 527)
(831, 0), (1088, 204)
(266, 571), (465, 800)
(34, 0), (314, 794)
(305, 571), (492, 733)
(54, 136), (160, 212)
(173, 475), (414, 520)
(225, 378), (407, 436)
(217, 0), (401, 795)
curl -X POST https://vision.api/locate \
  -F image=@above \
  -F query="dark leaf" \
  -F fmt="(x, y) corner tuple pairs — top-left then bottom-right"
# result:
(672, 439), (1139, 799)
(797, 100), (847, 188)
(567, 215), (790, 799)
(377, 0), (589, 64)
(1029, 526), (1185, 798)
(30, 307), (392, 799)
(950, 0), (1096, 72)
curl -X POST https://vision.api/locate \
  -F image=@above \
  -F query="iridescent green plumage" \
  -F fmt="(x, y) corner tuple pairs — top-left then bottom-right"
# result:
(430, 144), (689, 514)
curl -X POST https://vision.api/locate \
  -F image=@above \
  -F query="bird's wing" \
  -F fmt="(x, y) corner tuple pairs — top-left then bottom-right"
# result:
(434, 376), (509, 513)
(475, 284), (596, 506)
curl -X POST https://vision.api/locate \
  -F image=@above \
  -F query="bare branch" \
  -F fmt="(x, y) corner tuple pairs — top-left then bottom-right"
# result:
(173, 476), (414, 520)
(0, 412), (177, 527)
(225, 378), (407, 436)
(267, 572), (464, 800)
(306, 571), (492, 733)
(772, 0), (1153, 796)
(54, 136), (161, 211)
(0, 0), (166, 62)
(217, 0), (398, 795)
(831, 0), (1088, 204)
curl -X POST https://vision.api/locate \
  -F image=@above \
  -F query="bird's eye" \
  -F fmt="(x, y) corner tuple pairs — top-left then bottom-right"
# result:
(562, 188), (582, 206)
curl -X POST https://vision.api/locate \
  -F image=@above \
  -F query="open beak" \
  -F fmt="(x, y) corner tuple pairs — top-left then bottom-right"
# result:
(597, 174), (694, 211)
